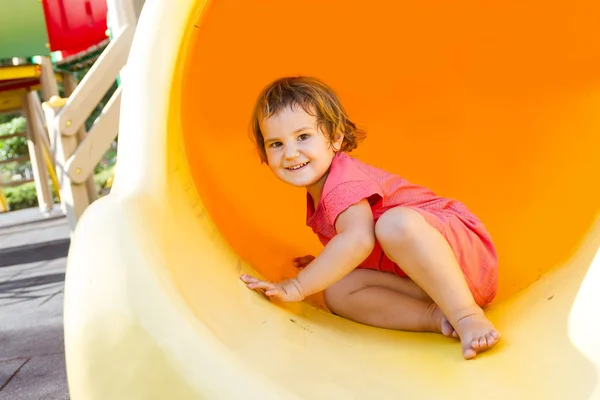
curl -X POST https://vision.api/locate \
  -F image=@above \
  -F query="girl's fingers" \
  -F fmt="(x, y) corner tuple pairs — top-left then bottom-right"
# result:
(246, 280), (274, 291)
(240, 274), (254, 282)
(240, 274), (282, 300)
(240, 274), (263, 284)
(240, 274), (275, 290)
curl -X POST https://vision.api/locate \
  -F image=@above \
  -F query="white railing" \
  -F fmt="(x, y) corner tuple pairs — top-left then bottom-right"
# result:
(53, 27), (133, 138)
(42, 0), (141, 230)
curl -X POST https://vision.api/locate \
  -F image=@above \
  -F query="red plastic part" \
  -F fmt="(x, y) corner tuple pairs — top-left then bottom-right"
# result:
(0, 78), (41, 93)
(41, 0), (109, 55)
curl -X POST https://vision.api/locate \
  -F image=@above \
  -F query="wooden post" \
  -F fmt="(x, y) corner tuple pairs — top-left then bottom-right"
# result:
(39, 56), (59, 100)
(14, 55), (61, 216)
(21, 93), (54, 215)
(43, 98), (90, 230)
(63, 73), (98, 203)
(27, 92), (62, 205)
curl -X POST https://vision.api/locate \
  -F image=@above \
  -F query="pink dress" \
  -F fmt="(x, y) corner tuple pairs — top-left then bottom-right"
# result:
(306, 152), (498, 307)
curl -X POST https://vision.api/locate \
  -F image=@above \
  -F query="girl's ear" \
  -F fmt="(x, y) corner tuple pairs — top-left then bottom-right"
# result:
(332, 130), (344, 152)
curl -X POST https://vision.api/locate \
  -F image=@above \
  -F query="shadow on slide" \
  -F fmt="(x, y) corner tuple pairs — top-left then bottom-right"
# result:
(64, 0), (600, 398)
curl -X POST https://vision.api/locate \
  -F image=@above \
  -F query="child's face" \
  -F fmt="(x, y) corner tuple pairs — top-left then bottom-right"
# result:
(261, 106), (343, 192)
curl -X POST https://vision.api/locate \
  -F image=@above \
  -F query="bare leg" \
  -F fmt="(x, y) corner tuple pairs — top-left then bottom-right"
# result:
(324, 269), (455, 336)
(296, 255), (432, 301)
(375, 207), (500, 359)
(344, 268), (431, 301)
(350, 269), (458, 337)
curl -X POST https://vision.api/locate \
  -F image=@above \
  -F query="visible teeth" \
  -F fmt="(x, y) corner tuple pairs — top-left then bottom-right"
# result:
(288, 162), (308, 170)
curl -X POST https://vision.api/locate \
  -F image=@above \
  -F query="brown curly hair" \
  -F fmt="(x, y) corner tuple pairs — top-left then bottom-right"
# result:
(250, 76), (366, 164)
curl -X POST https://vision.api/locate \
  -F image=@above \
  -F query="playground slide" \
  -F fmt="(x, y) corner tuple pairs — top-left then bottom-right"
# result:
(64, 0), (600, 398)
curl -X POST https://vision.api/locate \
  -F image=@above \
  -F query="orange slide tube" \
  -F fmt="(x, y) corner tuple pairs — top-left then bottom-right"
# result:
(64, 1), (600, 399)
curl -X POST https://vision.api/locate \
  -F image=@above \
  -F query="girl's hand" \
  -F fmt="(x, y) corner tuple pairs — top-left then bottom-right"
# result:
(292, 255), (315, 269)
(240, 274), (305, 302)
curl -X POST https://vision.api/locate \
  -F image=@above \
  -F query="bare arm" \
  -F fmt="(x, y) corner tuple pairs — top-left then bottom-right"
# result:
(240, 198), (376, 302)
(296, 198), (376, 297)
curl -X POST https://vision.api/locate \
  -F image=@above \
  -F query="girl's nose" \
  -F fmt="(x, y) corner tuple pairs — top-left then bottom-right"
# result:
(284, 146), (300, 160)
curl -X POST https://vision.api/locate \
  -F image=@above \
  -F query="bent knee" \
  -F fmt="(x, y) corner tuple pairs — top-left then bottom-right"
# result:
(323, 271), (367, 314)
(375, 207), (424, 247)
(323, 285), (344, 314)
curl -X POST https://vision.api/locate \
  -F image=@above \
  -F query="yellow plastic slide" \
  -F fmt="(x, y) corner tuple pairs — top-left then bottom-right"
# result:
(64, 1), (600, 398)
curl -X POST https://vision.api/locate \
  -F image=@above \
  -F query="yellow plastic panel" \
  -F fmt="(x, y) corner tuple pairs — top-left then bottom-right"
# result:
(64, 0), (600, 399)
(0, 65), (41, 81)
(0, 89), (26, 113)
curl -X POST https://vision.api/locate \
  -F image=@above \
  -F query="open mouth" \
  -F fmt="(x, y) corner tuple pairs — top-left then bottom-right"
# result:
(286, 161), (309, 171)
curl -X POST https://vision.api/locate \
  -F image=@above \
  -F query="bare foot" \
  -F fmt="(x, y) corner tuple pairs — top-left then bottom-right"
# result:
(441, 316), (457, 338)
(453, 311), (500, 359)
(430, 304), (457, 337)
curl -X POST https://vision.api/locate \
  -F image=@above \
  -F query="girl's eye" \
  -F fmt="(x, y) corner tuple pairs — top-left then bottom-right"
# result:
(298, 133), (310, 141)
(269, 142), (282, 148)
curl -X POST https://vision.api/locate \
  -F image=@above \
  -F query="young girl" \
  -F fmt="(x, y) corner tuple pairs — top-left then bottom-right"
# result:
(240, 76), (500, 360)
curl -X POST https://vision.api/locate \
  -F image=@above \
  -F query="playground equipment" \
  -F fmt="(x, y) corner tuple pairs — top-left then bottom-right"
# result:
(0, 0), (108, 60)
(0, 60), (61, 214)
(43, 0), (142, 228)
(0, 0), (108, 214)
(0, 0), (141, 222)
(64, 0), (600, 399)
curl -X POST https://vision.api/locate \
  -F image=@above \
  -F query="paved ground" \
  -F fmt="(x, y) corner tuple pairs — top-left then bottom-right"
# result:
(0, 206), (70, 399)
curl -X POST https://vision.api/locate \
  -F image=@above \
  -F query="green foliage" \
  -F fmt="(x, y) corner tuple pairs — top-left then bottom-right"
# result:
(3, 182), (40, 211)
(0, 116), (26, 136)
(93, 166), (115, 190)
(4, 165), (114, 211)
(0, 160), (31, 177)
(0, 137), (28, 160)
(0, 113), (20, 124)
(0, 116), (28, 161)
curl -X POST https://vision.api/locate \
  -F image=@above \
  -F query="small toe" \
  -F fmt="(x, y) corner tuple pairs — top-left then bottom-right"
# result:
(478, 336), (487, 348)
(471, 338), (480, 349)
(485, 333), (496, 346)
(463, 347), (477, 360)
(441, 319), (454, 337)
(491, 330), (500, 340)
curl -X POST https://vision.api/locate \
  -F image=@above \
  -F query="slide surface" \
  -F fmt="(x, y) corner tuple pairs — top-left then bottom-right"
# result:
(64, 0), (600, 398)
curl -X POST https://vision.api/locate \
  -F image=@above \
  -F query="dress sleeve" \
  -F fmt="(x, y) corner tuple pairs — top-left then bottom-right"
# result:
(322, 180), (383, 227)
